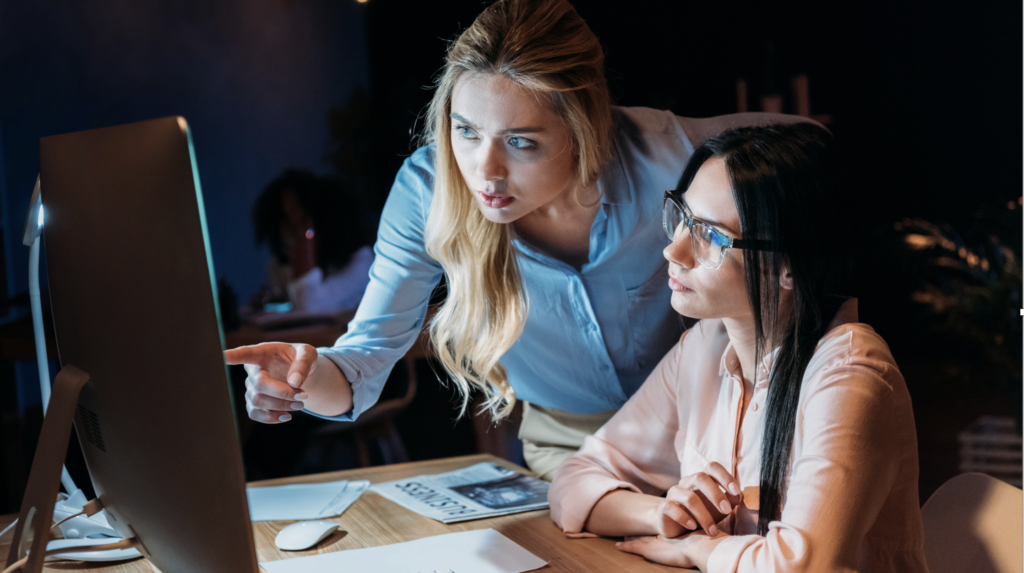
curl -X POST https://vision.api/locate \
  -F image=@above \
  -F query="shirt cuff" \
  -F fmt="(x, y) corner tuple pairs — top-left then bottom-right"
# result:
(301, 348), (368, 422)
(551, 472), (642, 534)
(706, 534), (760, 573)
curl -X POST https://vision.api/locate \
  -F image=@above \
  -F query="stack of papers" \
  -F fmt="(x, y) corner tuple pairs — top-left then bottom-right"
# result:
(247, 479), (370, 522)
(259, 528), (546, 573)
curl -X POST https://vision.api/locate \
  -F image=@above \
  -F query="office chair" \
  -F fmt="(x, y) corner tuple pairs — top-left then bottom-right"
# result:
(921, 472), (1022, 573)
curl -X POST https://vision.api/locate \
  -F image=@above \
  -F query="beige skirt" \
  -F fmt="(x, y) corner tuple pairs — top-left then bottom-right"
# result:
(518, 402), (616, 481)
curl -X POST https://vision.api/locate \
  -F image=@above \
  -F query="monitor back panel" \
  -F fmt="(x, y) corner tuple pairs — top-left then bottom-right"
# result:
(40, 117), (258, 573)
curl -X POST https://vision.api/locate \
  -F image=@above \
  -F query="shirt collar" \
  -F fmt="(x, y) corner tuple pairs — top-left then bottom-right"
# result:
(755, 347), (782, 387)
(717, 339), (780, 385)
(718, 342), (742, 377)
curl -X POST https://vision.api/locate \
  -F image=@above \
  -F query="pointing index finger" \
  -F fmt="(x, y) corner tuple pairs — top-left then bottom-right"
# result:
(224, 344), (272, 366)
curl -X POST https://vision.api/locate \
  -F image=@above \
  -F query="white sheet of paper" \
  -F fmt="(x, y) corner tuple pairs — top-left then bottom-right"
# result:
(258, 528), (547, 573)
(247, 480), (369, 522)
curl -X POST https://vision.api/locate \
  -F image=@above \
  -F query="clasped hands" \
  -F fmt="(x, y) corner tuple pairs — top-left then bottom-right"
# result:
(618, 463), (742, 569)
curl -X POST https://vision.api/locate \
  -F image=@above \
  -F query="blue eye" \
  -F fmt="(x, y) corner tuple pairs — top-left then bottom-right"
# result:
(455, 125), (477, 140)
(508, 136), (533, 149)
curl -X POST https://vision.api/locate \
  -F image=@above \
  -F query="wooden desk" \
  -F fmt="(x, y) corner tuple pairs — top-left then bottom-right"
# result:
(1, 454), (682, 572)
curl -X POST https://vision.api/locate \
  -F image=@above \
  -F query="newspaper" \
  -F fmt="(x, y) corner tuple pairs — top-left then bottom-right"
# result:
(369, 462), (549, 523)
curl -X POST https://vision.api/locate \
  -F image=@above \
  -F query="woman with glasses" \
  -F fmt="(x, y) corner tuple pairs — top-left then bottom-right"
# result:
(225, 0), (806, 480)
(549, 123), (927, 572)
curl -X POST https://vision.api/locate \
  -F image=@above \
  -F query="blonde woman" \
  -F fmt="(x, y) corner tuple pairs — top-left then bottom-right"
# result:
(226, 0), (806, 480)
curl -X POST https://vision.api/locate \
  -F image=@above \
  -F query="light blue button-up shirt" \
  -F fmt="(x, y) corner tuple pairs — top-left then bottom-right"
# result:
(318, 107), (796, 420)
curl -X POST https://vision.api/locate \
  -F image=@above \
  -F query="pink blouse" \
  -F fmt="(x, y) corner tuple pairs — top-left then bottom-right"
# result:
(549, 300), (928, 572)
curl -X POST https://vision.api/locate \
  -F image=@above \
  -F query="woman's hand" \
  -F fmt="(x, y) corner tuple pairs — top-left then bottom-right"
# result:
(659, 462), (743, 537)
(225, 342), (319, 423)
(617, 531), (725, 570)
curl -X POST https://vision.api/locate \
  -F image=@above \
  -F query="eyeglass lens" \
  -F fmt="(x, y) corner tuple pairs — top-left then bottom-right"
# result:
(663, 198), (727, 269)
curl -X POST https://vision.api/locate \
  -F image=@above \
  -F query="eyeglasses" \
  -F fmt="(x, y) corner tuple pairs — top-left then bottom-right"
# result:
(663, 190), (777, 269)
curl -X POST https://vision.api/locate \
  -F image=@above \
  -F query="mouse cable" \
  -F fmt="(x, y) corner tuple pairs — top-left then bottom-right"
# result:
(52, 497), (105, 532)
(0, 497), (109, 572)
(0, 520), (17, 543)
(1, 556), (27, 573)
(1, 497), (104, 543)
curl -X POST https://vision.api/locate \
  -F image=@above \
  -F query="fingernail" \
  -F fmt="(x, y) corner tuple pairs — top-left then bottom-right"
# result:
(720, 500), (731, 513)
(288, 373), (302, 387)
(279, 414), (292, 422)
(729, 482), (740, 496)
(295, 391), (308, 401)
(686, 519), (696, 530)
(290, 402), (305, 410)
(709, 525), (719, 536)
(615, 542), (621, 547)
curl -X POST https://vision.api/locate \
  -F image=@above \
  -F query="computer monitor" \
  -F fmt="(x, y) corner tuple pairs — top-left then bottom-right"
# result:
(34, 117), (258, 572)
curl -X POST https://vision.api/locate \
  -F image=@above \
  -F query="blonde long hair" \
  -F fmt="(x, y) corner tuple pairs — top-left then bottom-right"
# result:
(422, 0), (612, 420)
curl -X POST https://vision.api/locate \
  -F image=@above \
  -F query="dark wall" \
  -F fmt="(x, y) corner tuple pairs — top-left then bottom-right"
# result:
(2, 0), (1015, 312)
(0, 0), (369, 302)
(365, 0), (1021, 231)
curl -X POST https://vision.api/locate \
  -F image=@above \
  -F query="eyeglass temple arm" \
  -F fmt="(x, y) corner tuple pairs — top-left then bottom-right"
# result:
(730, 238), (780, 251)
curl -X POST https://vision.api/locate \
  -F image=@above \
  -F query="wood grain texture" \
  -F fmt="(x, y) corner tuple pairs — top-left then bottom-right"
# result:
(1, 454), (687, 572)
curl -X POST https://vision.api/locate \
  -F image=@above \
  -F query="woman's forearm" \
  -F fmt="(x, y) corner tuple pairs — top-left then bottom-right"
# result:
(584, 489), (663, 537)
(302, 355), (354, 417)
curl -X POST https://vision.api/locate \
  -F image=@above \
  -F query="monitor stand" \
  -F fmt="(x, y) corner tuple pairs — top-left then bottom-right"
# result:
(5, 365), (90, 573)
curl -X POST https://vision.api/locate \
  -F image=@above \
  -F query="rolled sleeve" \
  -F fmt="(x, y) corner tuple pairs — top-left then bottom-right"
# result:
(550, 443), (645, 533)
(549, 337), (687, 532)
(308, 146), (443, 422)
(707, 526), (817, 573)
(312, 351), (388, 422)
(707, 534), (767, 572)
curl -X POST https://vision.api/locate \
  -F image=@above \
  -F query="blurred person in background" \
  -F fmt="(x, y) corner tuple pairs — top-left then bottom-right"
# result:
(252, 169), (374, 314)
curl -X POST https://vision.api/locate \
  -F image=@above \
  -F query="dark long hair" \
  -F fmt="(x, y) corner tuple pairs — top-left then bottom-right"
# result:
(676, 123), (853, 535)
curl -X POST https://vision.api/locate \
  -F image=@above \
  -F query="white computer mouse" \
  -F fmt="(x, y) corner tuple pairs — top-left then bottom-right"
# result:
(274, 520), (340, 551)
